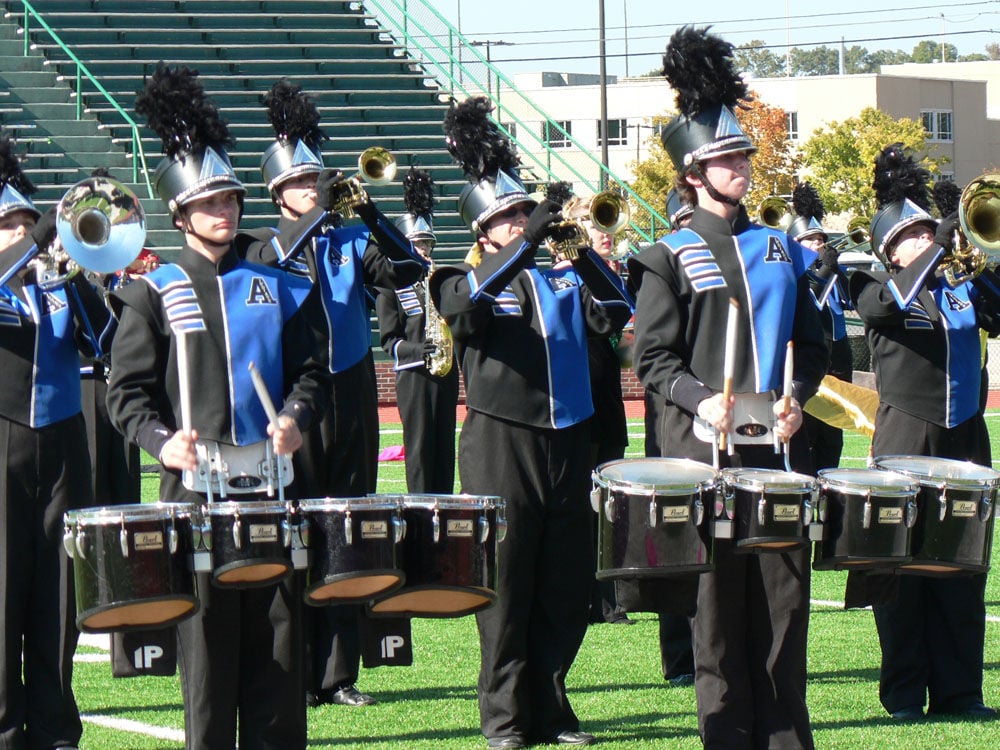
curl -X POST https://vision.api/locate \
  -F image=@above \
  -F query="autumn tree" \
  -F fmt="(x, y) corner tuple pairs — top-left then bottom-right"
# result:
(799, 107), (944, 217)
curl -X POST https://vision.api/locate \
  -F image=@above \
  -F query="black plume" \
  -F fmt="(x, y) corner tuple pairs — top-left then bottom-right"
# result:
(545, 181), (574, 207)
(264, 78), (325, 148)
(402, 167), (435, 217)
(932, 179), (961, 217)
(872, 143), (931, 211)
(792, 181), (824, 222)
(0, 133), (35, 195)
(443, 96), (520, 181)
(135, 62), (234, 160)
(662, 26), (751, 118)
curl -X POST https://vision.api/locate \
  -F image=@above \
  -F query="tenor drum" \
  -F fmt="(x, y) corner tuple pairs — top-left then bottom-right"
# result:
(196, 501), (296, 588)
(721, 468), (815, 552)
(594, 458), (716, 578)
(812, 468), (919, 571)
(64, 503), (199, 633)
(368, 494), (505, 618)
(298, 497), (405, 606)
(872, 455), (1000, 575)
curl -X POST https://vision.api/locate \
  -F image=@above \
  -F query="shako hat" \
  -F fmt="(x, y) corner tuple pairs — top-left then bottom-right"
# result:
(788, 182), (827, 242)
(135, 62), (244, 216)
(665, 188), (694, 228)
(0, 132), (39, 221)
(396, 167), (436, 245)
(869, 143), (935, 262)
(261, 78), (326, 197)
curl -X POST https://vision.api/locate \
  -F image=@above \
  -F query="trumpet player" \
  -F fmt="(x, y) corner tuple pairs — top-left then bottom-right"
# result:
(244, 79), (427, 711)
(0, 135), (114, 750)
(375, 168), (459, 494)
(846, 144), (1000, 721)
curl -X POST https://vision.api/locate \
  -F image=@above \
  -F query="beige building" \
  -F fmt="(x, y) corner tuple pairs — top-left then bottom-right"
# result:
(501, 66), (1000, 193)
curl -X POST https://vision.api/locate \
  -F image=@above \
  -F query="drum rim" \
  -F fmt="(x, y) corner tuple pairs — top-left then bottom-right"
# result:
(373, 492), (504, 504)
(297, 497), (399, 511)
(596, 457), (718, 494)
(66, 502), (197, 524)
(872, 454), (1000, 489)
(721, 467), (815, 492)
(817, 468), (919, 495)
(201, 500), (289, 515)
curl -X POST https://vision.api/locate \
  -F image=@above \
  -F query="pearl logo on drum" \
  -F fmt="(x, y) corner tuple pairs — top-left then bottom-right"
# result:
(878, 507), (904, 524)
(773, 504), (801, 522)
(249, 524), (279, 543)
(447, 519), (474, 537)
(952, 500), (978, 518)
(661, 506), (691, 523)
(360, 520), (389, 539)
(134, 532), (164, 551)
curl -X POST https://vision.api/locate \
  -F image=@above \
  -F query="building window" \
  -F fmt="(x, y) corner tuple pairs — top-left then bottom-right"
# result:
(598, 118), (628, 146)
(921, 110), (954, 141)
(543, 120), (572, 148)
(787, 111), (799, 141)
(501, 121), (517, 141)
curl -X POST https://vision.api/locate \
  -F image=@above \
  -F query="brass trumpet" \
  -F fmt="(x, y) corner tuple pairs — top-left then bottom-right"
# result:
(546, 191), (631, 260)
(326, 147), (397, 219)
(757, 196), (793, 231)
(826, 216), (871, 253)
(941, 172), (1000, 285)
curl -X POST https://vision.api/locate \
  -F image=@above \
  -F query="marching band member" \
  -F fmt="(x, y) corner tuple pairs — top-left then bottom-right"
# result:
(846, 144), (1000, 721)
(0, 133), (113, 750)
(629, 27), (827, 749)
(430, 96), (632, 749)
(375, 167), (459, 494)
(246, 79), (427, 710)
(789, 182), (854, 471)
(107, 64), (330, 750)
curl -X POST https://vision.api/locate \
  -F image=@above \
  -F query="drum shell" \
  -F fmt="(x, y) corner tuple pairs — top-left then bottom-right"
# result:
(299, 498), (404, 605)
(903, 484), (995, 575)
(724, 470), (813, 552)
(67, 503), (199, 633)
(200, 501), (293, 588)
(597, 486), (714, 577)
(368, 495), (501, 618)
(812, 486), (915, 571)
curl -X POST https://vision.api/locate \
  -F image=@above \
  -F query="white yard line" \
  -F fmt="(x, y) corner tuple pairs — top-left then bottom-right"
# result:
(80, 714), (184, 742)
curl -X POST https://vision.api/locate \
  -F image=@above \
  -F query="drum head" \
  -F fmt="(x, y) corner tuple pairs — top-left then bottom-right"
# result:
(66, 502), (195, 526)
(202, 500), (288, 516)
(873, 455), (1000, 490)
(596, 458), (717, 495)
(723, 467), (814, 492)
(399, 493), (503, 510)
(818, 468), (918, 495)
(298, 497), (398, 512)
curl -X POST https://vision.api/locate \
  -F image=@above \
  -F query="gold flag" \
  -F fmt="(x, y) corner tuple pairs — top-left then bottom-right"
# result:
(804, 375), (879, 438)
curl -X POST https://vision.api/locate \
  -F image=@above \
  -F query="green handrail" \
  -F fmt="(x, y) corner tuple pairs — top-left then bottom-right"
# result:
(14, 0), (154, 198)
(364, 0), (669, 245)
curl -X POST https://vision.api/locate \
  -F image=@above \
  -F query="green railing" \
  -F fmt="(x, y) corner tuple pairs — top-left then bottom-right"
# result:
(13, 0), (154, 197)
(363, 0), (669, 246)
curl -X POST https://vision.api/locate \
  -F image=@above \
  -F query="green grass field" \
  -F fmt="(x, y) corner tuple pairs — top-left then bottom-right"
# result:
(71, 417), (1000, 748)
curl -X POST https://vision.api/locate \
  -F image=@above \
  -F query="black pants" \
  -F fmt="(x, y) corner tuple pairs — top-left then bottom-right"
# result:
(80, 372), (141, 506)
(461, 411), (593, 743)
(396, 365), (458, 494)
(0, 416), (89, 750)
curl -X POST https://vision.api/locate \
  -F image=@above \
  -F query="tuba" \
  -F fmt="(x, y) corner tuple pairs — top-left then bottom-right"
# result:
(756, 196), (793, 231)
(326, 147), (397, 220)
(30, 176), (145, 290)
(941, 172), (1000, 285)
(423, 262), (453, 376)
(545, 191), (631, 260)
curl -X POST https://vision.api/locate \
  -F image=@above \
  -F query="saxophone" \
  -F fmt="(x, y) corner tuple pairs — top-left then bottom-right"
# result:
(423, 262), (453, 376)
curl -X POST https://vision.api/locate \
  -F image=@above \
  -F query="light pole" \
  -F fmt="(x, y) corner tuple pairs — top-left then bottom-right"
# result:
(469, 39), (513, 98)
(598, 0), (609, 190)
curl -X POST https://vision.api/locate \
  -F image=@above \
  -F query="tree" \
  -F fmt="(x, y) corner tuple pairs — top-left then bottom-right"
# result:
(987, 42), (1000, 61)
(869, 49), (911, 69)
(843, 46), (875, 74)
(799, 107), (944, 217)
(959, 53), (990, 62)
(627, 114), (675, 239)
(912, 39), (957, 63)
(735, 40), (785, 78)
(790, 46), (839, 76)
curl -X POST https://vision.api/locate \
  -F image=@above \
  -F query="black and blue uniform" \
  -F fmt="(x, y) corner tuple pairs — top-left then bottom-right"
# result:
(431, 239), (632, 745)
(847, 246), (1000, 717)
(0, 239), (113, 750)
(375, 278), (459, 494)
(244, 202), (425, 701)
(629, 206), (827, 750)
(106, 245), (330, 750)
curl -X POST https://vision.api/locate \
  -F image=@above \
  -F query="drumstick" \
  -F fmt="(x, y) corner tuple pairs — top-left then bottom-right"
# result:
(778, 341), (794, 461)
(176, 331), (192, 435)
(720, 298), (738, 452)
(248, 361), (285, 500)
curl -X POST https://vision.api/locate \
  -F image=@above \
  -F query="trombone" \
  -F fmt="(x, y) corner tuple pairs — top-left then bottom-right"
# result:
(545, 191), (631, 260)
(756, 196), (793, 231)
(826, 216), (871, 253)
(325, 147), (397, 219)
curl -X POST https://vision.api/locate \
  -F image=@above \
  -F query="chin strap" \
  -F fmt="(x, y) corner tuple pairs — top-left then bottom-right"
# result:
(180, 216), (229, 254)
(690, 164), (740, 207)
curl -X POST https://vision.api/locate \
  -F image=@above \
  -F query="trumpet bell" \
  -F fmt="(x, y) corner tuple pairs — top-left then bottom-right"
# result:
(56, 177), (145, 274)
(590, 191), (630, 235)
(757, 197), (792, 231)
(358, 147), (396, 186)
(959, 173), (1000, 253)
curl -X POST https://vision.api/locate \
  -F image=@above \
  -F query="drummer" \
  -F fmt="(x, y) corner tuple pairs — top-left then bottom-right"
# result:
(106, 65), (330, 749)
(846, 144), (1000, 720)
(0, 134), (114, 749)
(628, 27), (827, 748)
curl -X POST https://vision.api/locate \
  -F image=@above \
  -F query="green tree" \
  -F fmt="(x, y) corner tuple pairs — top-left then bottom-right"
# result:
(987, 42), (1000, 61)
(800, 107), (944, 217)
(790, 46), (838, 76)
(735, 40), (785, 78)
(843, 46), (875, 74)
(959, 53), (990, 62)
(912, 39), (958, 63)
(869, 49), (911, 69)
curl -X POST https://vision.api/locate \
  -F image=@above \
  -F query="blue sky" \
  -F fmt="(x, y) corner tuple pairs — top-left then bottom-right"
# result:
(437, 1), (1000, 78)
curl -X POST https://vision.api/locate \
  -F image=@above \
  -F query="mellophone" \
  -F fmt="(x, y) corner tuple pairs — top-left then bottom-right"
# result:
(63, 493), (507, 634)
(592, 455), (999, 581)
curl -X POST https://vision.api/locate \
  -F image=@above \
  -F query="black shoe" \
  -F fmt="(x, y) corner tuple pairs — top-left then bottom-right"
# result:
(330, 684), (377, 706)
(305, 689), (329, 708)
(667, 673), (695, 687)
(607, 614), (634, 625)
(951, 702), (998, 719)
(486, 737), (526, 749)
(890, 705), (925, 721)
(553, 730), (596, 745)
